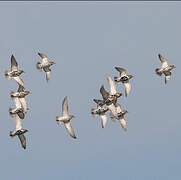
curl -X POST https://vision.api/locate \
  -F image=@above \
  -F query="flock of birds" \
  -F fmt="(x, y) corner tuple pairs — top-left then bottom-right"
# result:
(5, 53), (176, 149)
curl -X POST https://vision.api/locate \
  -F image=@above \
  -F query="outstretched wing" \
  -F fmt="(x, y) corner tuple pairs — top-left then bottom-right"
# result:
(115, 103), (122, 113)
(158, 54), (168, 69)
(38, 52), (49, 65)
(107, 76), (117, 95)
(19, 98), (28, 113)
(120, 118), (127, 131)
(64, 121), (76, 139)
(13, 76), (25, 88)
(115, 67), (126, 77)
(11, 55), (18, 71)
(18, 134), (26, 149)
(100, 85), (109, 100)
(62, 96), (68, 116)
(124, 82), (131, 97)
(108, 103), (117, 117)
(14, 114), (22, 131)
(100, 114), (107, 128)
(11, 96), (21, 109)
(43, 66), (51, 82)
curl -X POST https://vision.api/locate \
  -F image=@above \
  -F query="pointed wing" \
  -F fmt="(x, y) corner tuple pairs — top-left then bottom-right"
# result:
(109, 111), (117, 121)
(64, 121), (76, 139)
(13, 76), (25, 88)
(107, 76), (117, 95)
(108, 103), (117, 117)
(14, 114), (22, 131)
(19, 98), (28, 113)
(100, 114), (107, 128)
(45, 71), (51, 82)
(115, 103), (122, 113)
(62, 96), (68, 116)
(165, 75), (171, 84)
(18, 85), (24, 92)
(115, 67), (126, 77)
(124, 82), (131, 97)
(18, 134), (26, 149)
(11, 97), (22, 109)
(164, 71), (171, 84)
(120, 118), (127, 131)
(158, 54), (168, 69)
(11, 55), (18, 71)
(38, 52), (48, 64)
(93, 99), (104, 106)
(100, 85), (109, 100)
(43, 66), (51, 82)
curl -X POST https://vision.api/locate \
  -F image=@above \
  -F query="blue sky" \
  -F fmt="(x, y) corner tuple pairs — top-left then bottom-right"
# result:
(0, 2), (181, 179)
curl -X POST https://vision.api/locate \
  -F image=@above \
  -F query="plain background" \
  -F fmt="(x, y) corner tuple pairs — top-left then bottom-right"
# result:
(0, 2), (180, 179)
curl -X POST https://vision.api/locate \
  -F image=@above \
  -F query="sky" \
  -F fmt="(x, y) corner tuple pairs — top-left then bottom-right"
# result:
(0, 2), (181, 180)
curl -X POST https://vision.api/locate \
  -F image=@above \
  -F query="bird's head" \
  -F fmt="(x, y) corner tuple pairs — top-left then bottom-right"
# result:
(49, 61), (56, 65)
(25, 91), (30, 95)
(170, 65), (176, 69)
(19, 70), (24, 74)
(123, 110), (128, 115)
(128, 75), (134, 79)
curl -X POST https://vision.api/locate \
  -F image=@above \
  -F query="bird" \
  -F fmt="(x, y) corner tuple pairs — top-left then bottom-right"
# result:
(10, 113), (28, 149)
(91, 99), (109, 128)
(155, 54), (176, 84)
(110, 103), (128, 131)
(114, 67), (134, 97)
(100, 77), (122, 117)
(56, 96), (77, 139)
(10, 85), (30, 113)
(5, 55), (25, 87)
(10, 90), (25, 119)
(36, 52), (55, 82)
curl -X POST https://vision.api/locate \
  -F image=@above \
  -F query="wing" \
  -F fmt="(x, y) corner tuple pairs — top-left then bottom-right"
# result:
(124, 82), (131, 97)
(100, 85), (109, 100)
(13, 76), (25, 88)
(45, 71), (51, 82)
(11, 97), (22, 109)
(64, 121), (76, 139)
(62, 96), (68, 116)
(18, 85), (24, 92)
(14, 114), (22, 131)
(108, 103), (117, 117)
(43, 66), (51, 82)
(115, 67), (126, 77)
(109, 111), (117, 121)
(100, 114), (107, 128)
(120, 118), (127, 131)
(165, 75), (171, 84)
(107, 76), (117, 95)
(115, 103), (122, 113)
(38, 52), (48, 64)
(19, 98), (28, 113)
(164, 71), (171, 84)
(18, 134), (26, 149)
(93, 99), (104, 106)
(158, 54), (168, 69)
(11, 55), (18, 71)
